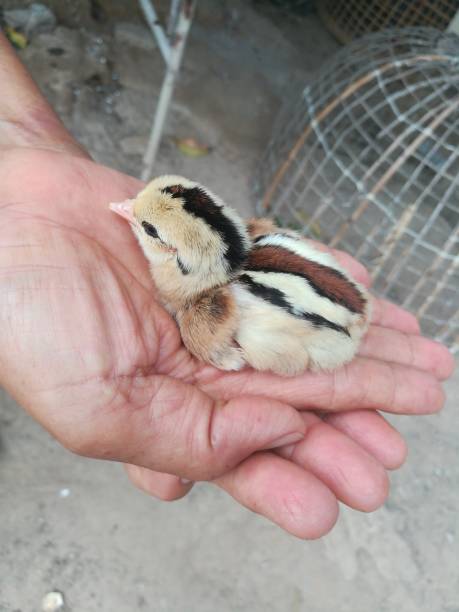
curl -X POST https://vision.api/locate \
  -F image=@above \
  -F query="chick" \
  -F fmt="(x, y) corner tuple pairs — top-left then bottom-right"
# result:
(110, 175), (251, 371)
(110, 176), (370, 375)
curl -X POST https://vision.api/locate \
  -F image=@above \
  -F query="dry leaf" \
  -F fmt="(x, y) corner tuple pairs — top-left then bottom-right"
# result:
(5, 26), (28, 49)
(175, 138), (211, 158)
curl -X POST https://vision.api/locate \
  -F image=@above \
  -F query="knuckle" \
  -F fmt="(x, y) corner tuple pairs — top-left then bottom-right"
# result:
(335, 362), (368, 408)
(186, 404), (226, 481)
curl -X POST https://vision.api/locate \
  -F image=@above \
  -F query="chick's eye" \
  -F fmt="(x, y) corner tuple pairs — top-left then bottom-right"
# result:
(142, 221), (159, 238)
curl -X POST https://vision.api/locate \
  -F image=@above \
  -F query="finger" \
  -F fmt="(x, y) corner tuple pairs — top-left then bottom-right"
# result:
(323, 410), (407, 470)
(330, 249), (371, 287)
(215, 453), (339, 540)
(307, 239), (371, 287)
(0, 33), (87, 156)
(359, 326), (454, 380)
(200, 356), (446, 415)
(60, 375), (306, 482)
(313, 243), (422, 335)
(125, 464), (193, 501)
(276, 413), (389, 512)
(371, 297), (421, 334)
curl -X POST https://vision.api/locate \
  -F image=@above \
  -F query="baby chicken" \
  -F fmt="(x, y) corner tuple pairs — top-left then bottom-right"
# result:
(110, 176), (370, 375)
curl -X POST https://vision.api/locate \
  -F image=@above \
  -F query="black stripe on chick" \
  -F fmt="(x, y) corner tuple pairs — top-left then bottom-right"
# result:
(163, 185), (248, 273)
(177, 256), (190, 275)
(253, 233), (299, 244)
(239, 274), (350, 337)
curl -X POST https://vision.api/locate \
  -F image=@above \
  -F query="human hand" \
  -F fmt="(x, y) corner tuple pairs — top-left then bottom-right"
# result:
(0, 34), (454, 538)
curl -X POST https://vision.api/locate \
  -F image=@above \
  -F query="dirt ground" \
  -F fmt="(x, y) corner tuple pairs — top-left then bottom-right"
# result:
(1, 1), (458, 611)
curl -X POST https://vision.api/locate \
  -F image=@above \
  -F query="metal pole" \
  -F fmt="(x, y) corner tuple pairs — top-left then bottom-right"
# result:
(141, 0), (197, 181)
(138, 0), (171, 64)
(167, 0), (181, 37)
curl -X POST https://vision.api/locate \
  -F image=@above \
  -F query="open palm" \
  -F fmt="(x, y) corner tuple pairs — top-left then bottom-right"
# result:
(0, 36), (454, 538)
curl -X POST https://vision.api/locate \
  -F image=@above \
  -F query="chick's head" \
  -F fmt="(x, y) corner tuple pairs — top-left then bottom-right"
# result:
(110, 175), (250, 291)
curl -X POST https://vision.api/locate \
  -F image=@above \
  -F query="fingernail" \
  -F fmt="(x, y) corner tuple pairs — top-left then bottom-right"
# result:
(180, 478), (193, 485)
(265, 431), (305, 450)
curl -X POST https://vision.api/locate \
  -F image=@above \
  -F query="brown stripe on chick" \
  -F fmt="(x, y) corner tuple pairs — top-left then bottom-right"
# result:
(208, 288), (231, 323)
(247, 245), (366, 314)
(190, 286), (233, 333)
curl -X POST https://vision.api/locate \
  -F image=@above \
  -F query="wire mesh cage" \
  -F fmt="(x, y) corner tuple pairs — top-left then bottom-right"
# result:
(254, 28), (459, 351)
(317, 0), (458, 44)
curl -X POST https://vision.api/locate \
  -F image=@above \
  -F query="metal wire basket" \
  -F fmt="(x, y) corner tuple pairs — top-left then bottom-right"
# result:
(254, 28), (459, 351)
(318, 0), (457, 44)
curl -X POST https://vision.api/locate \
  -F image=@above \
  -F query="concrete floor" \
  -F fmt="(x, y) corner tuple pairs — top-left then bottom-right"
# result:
(1, 2), (458, 611)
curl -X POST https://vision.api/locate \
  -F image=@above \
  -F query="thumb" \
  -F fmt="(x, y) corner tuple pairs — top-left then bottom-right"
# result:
(0, 33), (88, 157)
(66, 375), (306, 482)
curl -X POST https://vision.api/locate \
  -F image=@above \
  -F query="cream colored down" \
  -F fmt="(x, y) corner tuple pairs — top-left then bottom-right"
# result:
(231, 281), (362, 374)
(247, 269), (360, 328)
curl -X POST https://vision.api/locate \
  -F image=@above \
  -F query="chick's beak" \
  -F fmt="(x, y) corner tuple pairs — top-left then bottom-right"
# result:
(109, 199), (136, 223)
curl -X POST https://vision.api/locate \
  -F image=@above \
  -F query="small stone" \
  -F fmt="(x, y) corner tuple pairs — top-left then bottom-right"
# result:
(41, 591), (64, 611)
(59, 488), (70, 498)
